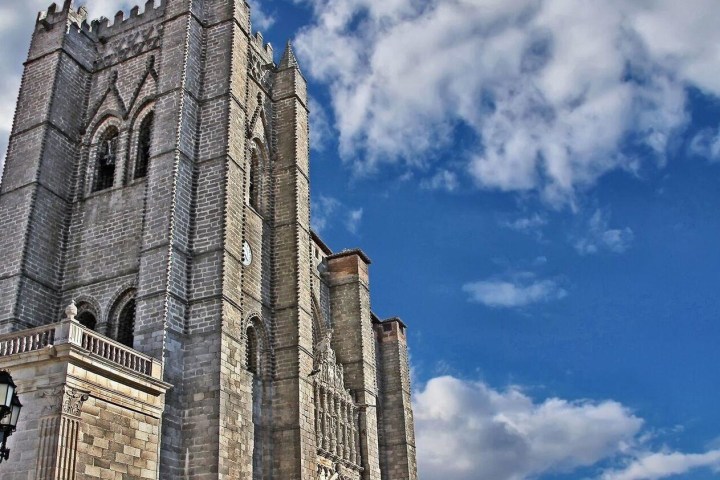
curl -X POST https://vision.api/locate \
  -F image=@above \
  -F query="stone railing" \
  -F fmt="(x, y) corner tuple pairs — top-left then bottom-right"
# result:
(0, 315), (161, 379)
(0, 324), (56, 356)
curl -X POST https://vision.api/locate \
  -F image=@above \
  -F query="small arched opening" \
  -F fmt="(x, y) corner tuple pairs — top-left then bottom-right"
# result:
(93, 126), (119, 192)
(117, 299), (136, 348)
(77, 311), (97, 330)
(135, 111), (153, 179)
(75, 301), (99, 330)
(249, 147), (261, 212)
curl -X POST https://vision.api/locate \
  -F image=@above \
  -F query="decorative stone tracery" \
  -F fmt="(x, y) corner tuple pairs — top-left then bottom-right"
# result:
(313, 332), (362, 478)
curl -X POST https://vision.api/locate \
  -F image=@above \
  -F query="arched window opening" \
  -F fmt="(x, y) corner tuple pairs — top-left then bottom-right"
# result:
(135, 112), (153, 179)
(246, 326), (258, 375)
(93, 126), (119, 192)
(249, 149), (260, 211)
(77, 311), (97, 330)
(117, 299), (135, 348)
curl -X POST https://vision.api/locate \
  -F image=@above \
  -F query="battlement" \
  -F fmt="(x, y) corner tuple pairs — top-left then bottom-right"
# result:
(36, 0), (88, 32)
(91, 0), (164, 39)
(250, 31), (274, 62)
(36, 1), (164, 40)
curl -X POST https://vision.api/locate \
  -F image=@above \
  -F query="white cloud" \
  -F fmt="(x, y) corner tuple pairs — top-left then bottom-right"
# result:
(345, 208), (363, 234)
(421, 169), (459, 192)
(689, 125), (720, 162)
(575, 209), (634, 255)
(247, 0), (276, 31)
(463, 272), (566, 308)
(311, 195), (363, 235)
(502, 213), (547, 234)
(600, 449), (720, 480)
(294, 0), (720, 205)
(309, 96), (333, 151)
(414, 375), (643, 480)
(311, 195), (340, 233)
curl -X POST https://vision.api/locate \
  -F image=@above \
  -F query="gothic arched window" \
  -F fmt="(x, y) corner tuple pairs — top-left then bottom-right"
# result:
(249, 148), (260, 211)
(246, 326), (258, 375)
(135, 112), (153, 179)
(117, 299), (135, 348)
(77, 311), (97, 330)
(93, 126), (119, 192)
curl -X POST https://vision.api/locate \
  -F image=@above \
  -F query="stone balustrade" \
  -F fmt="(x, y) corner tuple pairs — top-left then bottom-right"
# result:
(0, 319), (162, 379)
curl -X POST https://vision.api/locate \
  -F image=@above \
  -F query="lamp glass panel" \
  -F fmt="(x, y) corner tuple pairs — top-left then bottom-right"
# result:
(9, 403), (20, 428)
(0, 384), (9, 408)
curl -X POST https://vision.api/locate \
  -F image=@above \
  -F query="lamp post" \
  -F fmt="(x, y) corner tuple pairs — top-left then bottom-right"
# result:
(0, 371), (22, 463)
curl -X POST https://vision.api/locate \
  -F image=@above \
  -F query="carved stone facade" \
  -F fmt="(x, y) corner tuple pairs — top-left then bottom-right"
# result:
(0, 1), (417, 479)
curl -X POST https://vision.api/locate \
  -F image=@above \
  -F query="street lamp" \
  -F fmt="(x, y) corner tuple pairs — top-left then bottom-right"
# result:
(0, 371), (15, 409)
(0, 371), (22, 463)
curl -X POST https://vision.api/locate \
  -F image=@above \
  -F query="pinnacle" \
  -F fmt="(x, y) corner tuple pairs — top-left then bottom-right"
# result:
(279, 40), (301, 71)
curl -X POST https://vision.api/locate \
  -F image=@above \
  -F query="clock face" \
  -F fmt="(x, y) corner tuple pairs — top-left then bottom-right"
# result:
(242, 241), (253, 266)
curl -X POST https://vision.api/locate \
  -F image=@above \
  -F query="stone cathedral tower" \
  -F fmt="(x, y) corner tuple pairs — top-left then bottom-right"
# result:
(0, 1), (417, 479)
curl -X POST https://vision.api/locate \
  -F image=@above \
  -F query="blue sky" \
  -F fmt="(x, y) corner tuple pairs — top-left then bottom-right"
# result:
(2, 1), (720, 479)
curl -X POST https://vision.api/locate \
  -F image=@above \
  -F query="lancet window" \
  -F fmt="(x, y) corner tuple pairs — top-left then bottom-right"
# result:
(117, 299), (135, 348)
(93, 126), (119, 192)
(249, 148), (260, 211)
(135, 111), (153, 179)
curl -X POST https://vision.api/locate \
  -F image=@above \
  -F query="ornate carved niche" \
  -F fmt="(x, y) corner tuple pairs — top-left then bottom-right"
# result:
(313, 332), (362, 475)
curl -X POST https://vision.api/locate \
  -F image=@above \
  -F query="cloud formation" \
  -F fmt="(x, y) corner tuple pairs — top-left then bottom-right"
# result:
(689, 125), (720, 163)
(574, 209), (634, 255)
(421, 170), (459, 192)
(311, 194), (363, 235)
(414, 375), (643, 480)
(463, 272), (566, 308)
(294, 0), (720, 205)
(415, 375), (720, 480)
(502, 214), (547, 234)
(600, 449), (720, 480)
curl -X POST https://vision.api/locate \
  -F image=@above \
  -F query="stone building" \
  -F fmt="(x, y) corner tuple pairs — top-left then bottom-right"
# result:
(0, 1), (417, 479)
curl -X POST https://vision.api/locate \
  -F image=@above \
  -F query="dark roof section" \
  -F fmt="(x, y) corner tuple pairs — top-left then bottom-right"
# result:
(310, 229), (333, 256)
(380, 316), (407, 329)
(326, 248), (372, 265)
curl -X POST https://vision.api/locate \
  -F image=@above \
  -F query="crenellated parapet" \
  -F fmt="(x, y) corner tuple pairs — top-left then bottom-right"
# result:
(90, 1), (165, 40)
(35, 1), (165, 45)
(250, 31), (274, 62)
(36, 0), (88, 32)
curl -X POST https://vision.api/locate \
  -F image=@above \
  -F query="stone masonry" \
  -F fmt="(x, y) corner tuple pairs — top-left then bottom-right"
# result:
(0, 1), (418, 479)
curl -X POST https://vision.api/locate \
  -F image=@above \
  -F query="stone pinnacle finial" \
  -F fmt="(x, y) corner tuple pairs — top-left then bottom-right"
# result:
(65, 300), (77, 321)
(279, 40), (300, 70)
